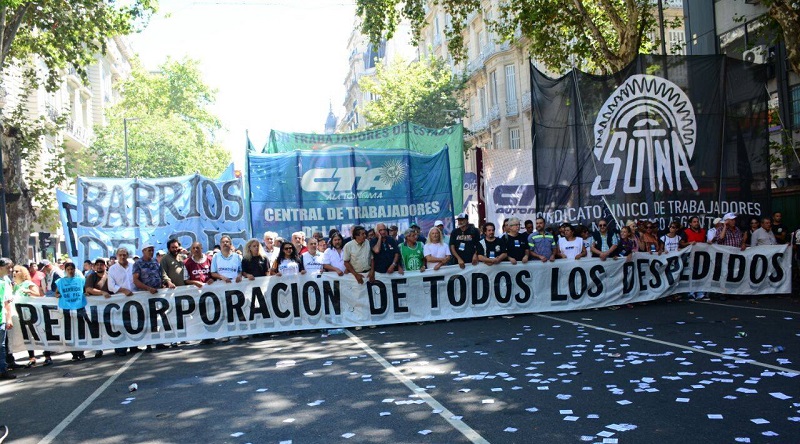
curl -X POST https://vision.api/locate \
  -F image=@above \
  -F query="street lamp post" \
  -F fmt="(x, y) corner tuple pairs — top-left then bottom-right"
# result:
(123, 117), (140, 177)
(0, 85), (9, 258)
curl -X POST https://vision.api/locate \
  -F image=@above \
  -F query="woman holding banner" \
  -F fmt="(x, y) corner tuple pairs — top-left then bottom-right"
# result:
(271, 243), (305, 277)
(242, 239), (270, 280)
(557, 224), (586, 260)
(424, 227), (451, 271)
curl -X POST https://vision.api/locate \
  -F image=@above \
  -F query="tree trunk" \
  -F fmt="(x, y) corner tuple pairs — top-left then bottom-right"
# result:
(1, 132), (35, 264)
(768, 3), (800, 75)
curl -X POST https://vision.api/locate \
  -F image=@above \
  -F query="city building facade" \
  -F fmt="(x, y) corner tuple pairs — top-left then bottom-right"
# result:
(338, 14), (416, 133)
(2, 36), (134, 262)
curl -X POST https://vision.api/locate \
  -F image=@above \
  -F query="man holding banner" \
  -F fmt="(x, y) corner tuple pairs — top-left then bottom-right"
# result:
(449, 213), (480, 269)
(343, 226), (371, 285)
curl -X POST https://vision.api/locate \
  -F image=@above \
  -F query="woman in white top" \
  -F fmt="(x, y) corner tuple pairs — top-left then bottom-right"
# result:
(321, 232), (346, 275)
(423, 227), (451, 270)
(557, 224), (586, 260)
(660, 222), (682, 253)
(301, 238), (324, 274)
(271, 243), (305, 276)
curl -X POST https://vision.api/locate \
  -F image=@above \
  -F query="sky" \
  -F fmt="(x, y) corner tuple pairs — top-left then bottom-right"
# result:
(128, 0), (356, 169)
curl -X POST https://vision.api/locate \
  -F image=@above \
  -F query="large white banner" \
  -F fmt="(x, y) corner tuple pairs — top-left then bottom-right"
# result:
(483, 149), (536, 225)
(9, 244), (791, 351)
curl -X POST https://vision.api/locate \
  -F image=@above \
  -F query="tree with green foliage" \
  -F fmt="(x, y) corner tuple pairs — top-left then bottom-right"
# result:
(357, 0), (665, 74)
(360, 54), (467, 129)
(87, 57), (230, 179)
(0, 0), (156, 263)
(745, 1), (800, 75)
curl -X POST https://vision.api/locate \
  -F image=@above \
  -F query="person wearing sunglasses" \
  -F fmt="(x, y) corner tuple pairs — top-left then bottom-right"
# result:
(590, 219), (619, 261)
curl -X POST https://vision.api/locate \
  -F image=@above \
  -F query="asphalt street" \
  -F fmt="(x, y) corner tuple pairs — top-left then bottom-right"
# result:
(1, 295), (799, 444)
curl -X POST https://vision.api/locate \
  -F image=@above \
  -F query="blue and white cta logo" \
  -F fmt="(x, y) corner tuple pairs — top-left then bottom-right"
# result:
(300, 158), (407, 199)
(590, 74), (698, 196)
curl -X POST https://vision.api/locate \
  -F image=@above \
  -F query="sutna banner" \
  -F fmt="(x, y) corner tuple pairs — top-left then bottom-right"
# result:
(531, 55), (770, 230)
(9, 244), (790, 352)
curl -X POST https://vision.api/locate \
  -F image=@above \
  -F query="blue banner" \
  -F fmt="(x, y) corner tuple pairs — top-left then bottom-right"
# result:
(58, 165), (247, 262)
(248, 148), (453, 238)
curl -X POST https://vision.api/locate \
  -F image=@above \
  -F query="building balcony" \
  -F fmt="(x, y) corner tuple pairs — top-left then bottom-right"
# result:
(506, 100), (518, 117)
(468, 53), (486, 75)
(471, 116), (489, 133)
(488, 105), (500, 122)
(521, 91), (531, 111)
(64, 117), (92, 147)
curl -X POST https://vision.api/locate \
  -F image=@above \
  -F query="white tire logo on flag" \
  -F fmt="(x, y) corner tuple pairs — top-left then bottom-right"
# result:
(590, 74), (698, 196)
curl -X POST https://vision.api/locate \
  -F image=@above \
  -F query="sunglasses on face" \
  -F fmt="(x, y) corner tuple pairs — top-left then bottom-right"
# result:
(598, 224), (606, 227)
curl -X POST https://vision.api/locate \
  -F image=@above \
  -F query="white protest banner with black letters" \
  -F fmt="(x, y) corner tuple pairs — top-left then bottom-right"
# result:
(10, 244), (790, 351)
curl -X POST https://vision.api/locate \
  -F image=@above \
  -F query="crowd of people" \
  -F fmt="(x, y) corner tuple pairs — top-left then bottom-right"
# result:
(1, 211), (797, 379)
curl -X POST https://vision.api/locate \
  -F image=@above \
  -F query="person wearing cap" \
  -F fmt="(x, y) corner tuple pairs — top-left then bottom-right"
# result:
(388, 225), (399, 241)
(707, 217), (723, 243)
(715, 213), (746, 250)
(39, 260), (63, 297)
(449, 213), (480, 268)
(133, 244), (174, 294)
(433, 220), (449, 244)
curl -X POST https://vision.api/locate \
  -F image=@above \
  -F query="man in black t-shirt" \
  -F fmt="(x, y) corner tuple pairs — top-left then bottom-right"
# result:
(478, 223), (507, 265)
(503, 217), (530, 264)
(449, 213), (480, 268)
(370, 223), (401, 275)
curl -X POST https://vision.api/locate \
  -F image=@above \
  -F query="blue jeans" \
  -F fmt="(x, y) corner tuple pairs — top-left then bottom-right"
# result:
(0, 327), (7, 373)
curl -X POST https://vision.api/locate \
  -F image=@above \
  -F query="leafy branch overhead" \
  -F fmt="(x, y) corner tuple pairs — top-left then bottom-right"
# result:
(359, 54), (467, 129)
(355, 0), (660, 74)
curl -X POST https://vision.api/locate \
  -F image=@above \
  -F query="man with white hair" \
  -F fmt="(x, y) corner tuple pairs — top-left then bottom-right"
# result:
(292, 231), (308, 254)
(263, 231), (279, 263)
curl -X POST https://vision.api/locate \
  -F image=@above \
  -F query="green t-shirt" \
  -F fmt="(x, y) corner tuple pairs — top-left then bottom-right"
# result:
(13, 280), (33, 298)
(0, 279), (10, 320)
(400, 242), (425, 271)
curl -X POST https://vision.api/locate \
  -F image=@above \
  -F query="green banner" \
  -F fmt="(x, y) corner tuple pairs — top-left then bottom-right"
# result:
(260, 122), (464, 212)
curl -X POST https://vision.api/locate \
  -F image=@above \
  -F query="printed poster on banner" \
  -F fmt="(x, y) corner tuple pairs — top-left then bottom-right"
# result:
(483, 149), (535, 225)
(8, 244), (790, 352)
(57, 164), (247, 262)
(262, 121), (465, 214)
(248, 147), (454, 238)
(531, 55), (770, 230)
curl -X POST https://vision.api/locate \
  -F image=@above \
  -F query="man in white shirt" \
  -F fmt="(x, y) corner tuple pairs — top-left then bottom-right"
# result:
(211, 235), (243, 283)
(107, 248), (135, 296)
(106, 247), (136, 356)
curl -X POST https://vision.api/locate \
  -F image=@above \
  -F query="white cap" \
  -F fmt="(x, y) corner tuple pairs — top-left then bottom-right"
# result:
(713, 217), (723, 225)
(722, 212), (736, 222)
(142, 243), (154, 251)
(434, 220), (444, 226)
